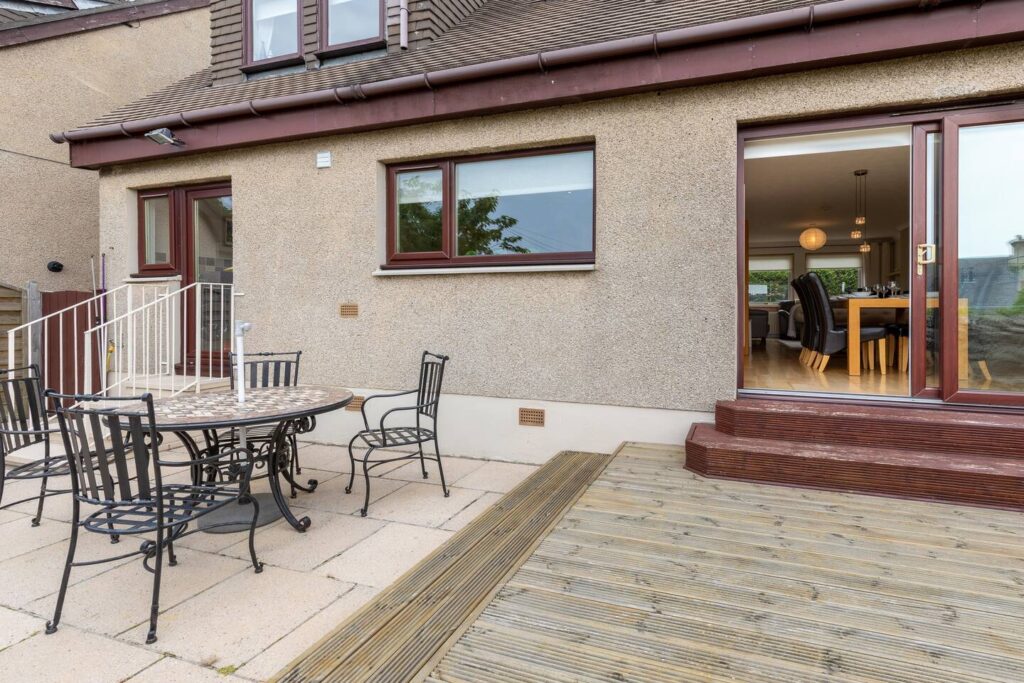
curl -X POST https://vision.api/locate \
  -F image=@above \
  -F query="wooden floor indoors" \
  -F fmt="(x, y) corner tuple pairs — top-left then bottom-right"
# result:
(427, 442), (1024, 683)
(745, 338), (911, 396)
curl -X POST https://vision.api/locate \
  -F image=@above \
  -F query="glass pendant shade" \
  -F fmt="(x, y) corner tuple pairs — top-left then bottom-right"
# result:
(850, 229), (863, 240)
(859, 241), (872, 253)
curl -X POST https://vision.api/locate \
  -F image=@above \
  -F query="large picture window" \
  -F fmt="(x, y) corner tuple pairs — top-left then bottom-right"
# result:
(806, 253), (863, 294)
(321, 0), (384, 54)
(748, 255), (792, 304)
(386, 146), (596, 268)
(245, 0), (301, 68)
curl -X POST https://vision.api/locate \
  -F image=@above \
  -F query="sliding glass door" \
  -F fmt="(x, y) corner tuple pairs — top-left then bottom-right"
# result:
(941, 111), (1024, 405)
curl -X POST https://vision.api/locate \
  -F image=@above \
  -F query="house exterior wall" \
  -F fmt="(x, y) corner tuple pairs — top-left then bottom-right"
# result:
(0, 9), (210, 294)
(96, 42), (1024, 457)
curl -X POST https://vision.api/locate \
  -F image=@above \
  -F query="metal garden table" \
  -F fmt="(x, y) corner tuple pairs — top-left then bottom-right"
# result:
(148, 385), (353, 533)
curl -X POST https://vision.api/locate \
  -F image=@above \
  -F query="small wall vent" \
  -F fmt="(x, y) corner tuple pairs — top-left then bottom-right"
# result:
(339, 303), (359, 317)
(519, 407), (545, 427)
(346, 395), (366, 412)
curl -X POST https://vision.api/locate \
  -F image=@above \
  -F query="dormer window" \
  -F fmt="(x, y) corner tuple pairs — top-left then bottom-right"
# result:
(244, 0), (302, 69)
(319, 0), (385, 56)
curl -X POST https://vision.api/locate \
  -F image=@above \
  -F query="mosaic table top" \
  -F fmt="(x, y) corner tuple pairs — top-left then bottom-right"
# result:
(146, 385), (353, 431)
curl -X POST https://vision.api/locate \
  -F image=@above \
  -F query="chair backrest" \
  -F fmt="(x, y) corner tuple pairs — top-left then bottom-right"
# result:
(416, 351), (449, 419)
(48, 392), (160, 505)
(0, 365), (48, 457)
(793, 277), (815, 350)
(230, 351), (302, 390)
(806, 272), (839, 334)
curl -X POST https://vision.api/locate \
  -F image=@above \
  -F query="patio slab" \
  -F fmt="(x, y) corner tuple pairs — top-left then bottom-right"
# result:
(441, 492), (503, 531)
(365, 482), (486, 527)
(454, 461), (538, 492)
(237, 585), (379, 681)
(0, 626), (159, 683)
(381, 456), (486, 484)
(315, 522), (454, 587)
(0, 605), (43, 650)
(126, 655), (248, 682)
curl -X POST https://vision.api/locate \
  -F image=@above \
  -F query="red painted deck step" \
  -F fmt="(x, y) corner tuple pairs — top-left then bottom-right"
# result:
(686, 400), (1024, 509)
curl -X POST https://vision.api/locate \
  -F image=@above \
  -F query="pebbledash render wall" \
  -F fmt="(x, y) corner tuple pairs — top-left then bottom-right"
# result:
(0, 10), (210, 294)
(97, 42), (1024, 461)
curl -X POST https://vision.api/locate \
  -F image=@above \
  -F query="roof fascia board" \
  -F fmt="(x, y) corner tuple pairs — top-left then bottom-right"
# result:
(66, 0), (1024, 168)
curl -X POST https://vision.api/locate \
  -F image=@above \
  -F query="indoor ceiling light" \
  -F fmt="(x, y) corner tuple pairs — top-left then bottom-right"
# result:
(851, 169), (868, 239)
(859, 241), (872, 253)
(799, 225), (827, 251)
(850, 229), (863, 240)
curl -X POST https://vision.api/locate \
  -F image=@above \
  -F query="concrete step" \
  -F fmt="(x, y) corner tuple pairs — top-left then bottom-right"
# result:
(685, 422), (1024, 509)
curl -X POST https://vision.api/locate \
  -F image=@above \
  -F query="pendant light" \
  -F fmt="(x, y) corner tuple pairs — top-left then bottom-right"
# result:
(799, 224), (827, 251)
(851, 169), (870, 252)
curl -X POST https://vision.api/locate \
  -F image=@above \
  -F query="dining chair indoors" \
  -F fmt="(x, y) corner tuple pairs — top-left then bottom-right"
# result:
(45, 391), (263, 644)
(346, 351), (450, 517)
(227, 350), (315, 497)
(0, 365), (69, 526)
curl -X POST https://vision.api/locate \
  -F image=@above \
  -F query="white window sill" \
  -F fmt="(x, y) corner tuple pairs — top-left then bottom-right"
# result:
(372, 264), (596, 277)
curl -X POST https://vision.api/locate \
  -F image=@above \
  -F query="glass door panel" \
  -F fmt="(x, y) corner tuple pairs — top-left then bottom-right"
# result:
(193, 195), (233, 355)
(956, 120), (1024, 394)
(923, 131), (942, 389)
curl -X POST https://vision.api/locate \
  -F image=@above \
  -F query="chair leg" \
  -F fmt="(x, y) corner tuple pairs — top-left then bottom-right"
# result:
(31, 474), (48, 527)
(978, 359), (992, 382)
(418, 444), (428, 479)
(45, 502), (79, 636)
(899, 337), (909, 373)
(433, 439), (449, 498)
(878, 338), (887, 375)
(360, 449), (374, 517)
(146, 525), (163, 644)
(867, 341), (876, 371)
(345, 435), (359, 494)
(817, 354), (830, 374)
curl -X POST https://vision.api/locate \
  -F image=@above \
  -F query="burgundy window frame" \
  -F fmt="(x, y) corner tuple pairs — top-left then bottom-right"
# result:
(241, 0), (305, 73)
(136, 189), (179, 277)
(384, 144), (597, 269)
(134, 182), (232, 279)
(317, 0), (386, 59)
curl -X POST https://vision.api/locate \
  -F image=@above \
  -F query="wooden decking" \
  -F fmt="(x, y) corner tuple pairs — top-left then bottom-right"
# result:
(271, 450), (611, 683)
(426, 442), (1024, 683)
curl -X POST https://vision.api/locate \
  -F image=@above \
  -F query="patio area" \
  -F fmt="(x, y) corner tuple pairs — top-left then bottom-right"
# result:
(0, 442), (538, 682)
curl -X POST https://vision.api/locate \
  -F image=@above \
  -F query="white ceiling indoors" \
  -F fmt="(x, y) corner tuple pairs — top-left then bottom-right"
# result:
(744, 127), (911, 247)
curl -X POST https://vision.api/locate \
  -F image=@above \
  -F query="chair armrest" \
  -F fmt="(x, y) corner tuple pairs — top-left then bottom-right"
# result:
(376, 403), (436, 446)
(360, 389), (416, 431)
(0, 425), (61, 438)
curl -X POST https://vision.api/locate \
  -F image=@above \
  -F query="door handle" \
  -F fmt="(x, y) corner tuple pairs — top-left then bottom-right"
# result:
(916, 244), (936, 276)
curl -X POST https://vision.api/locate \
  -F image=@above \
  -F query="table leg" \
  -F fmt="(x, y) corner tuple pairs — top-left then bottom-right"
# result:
(267, 422), (312, 533)
(848, 302), (861, 376)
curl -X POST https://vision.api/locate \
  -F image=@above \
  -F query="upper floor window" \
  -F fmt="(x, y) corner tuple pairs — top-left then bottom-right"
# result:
(385, 145), (596, 269)
(246, 0), (301, 68)
(321, 0), (384, 55)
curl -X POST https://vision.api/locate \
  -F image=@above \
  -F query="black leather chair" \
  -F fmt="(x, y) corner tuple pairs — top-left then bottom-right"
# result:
(749, 309), (769, 347)
(777, 300), (797, 340)
(806, 272), (887, 373)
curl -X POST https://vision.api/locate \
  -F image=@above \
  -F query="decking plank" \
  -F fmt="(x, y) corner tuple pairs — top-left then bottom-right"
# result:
(427, 443), (1024, 683)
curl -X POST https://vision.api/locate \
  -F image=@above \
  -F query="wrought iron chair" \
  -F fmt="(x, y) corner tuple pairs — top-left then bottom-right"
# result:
(346, 351), (449, 517)
(45, 391), (263, 645)
(226, 351), (314, 497)
(0, 365), (69, 526)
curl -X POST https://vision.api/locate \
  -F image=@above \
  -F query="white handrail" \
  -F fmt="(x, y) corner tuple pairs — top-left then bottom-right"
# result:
(84, 282), (234, 399)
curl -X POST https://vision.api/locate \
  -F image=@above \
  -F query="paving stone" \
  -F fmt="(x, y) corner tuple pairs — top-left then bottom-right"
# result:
(0, 605), (44, 650)
(291, 471), (408, 516)
(365, 483), (485, 528)
(441, 492), (503, 531)
(453, 461), (539, 493)
(220, 512), (384, 572)
(381, 456), (486, 485)
(237, 585), (379, 681)
(316, 523), (452, 588)
(125, 655), (248, 682)
(0, 626), (159, 683)
(25, 549), (249, 636)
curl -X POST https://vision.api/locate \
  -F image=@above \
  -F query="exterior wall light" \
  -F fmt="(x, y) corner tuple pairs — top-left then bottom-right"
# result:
(144, 128), (185, 146)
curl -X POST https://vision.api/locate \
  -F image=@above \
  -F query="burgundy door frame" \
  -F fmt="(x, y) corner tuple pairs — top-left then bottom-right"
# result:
(736, 98), (1024, 409)
(182, 183), (232, 375)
